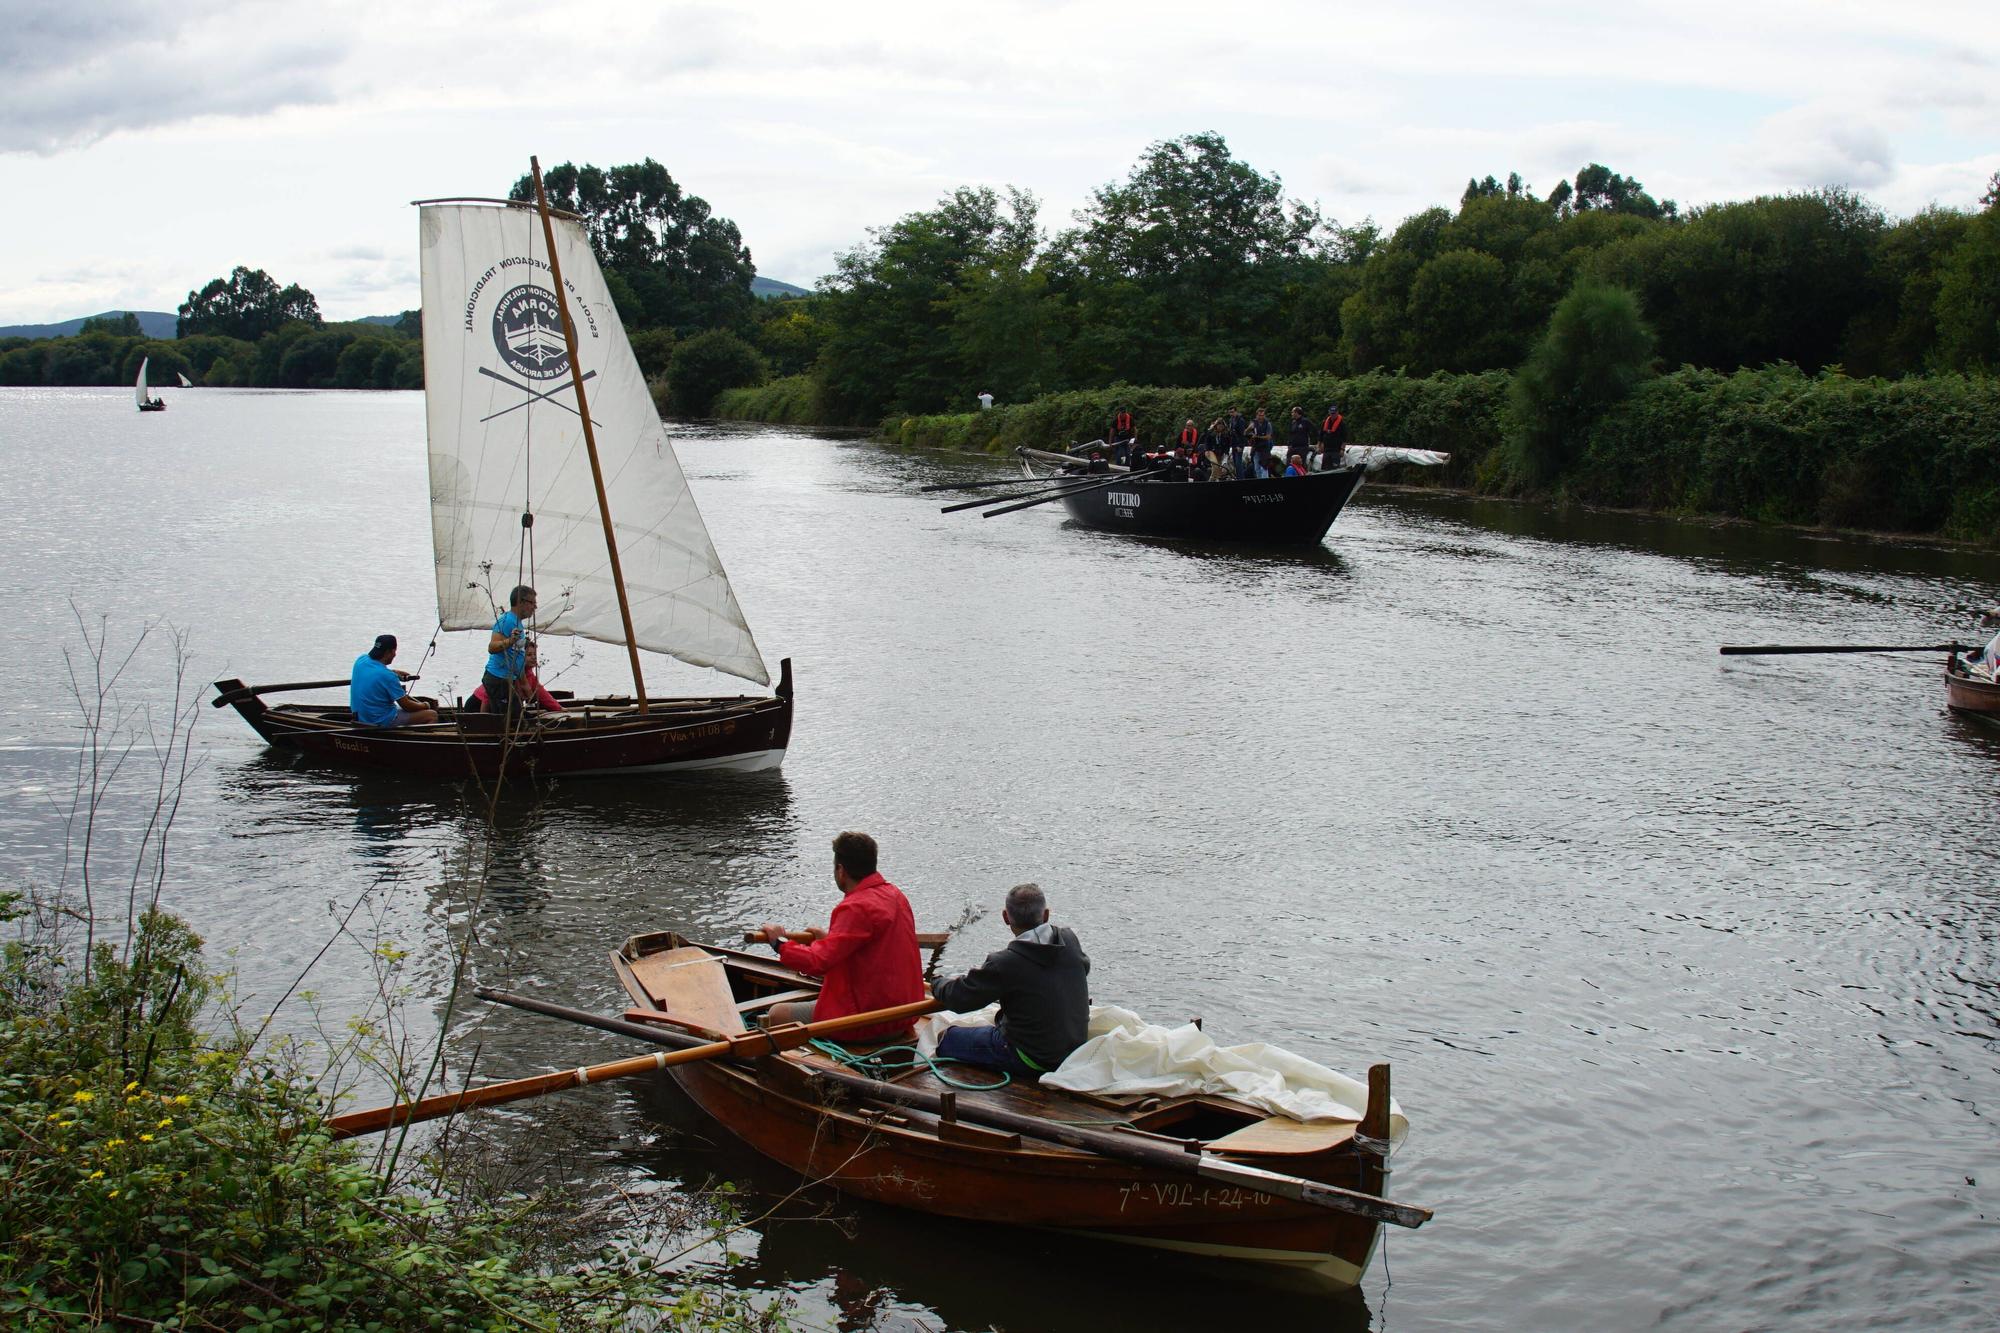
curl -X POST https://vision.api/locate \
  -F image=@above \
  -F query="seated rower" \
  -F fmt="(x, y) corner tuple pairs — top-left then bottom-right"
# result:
(933, 882), (1090, 1079)
(1957, 608), (2000, 678)
(756, 832), (924, 1041)
(349, 634), (437, 728)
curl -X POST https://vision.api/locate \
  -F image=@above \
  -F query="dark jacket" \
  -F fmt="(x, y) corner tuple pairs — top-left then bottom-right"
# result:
(933, 923), (1090, 1070)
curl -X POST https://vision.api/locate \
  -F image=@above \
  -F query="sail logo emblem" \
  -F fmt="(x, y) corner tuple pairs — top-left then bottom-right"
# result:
(492, 285), (569, 380)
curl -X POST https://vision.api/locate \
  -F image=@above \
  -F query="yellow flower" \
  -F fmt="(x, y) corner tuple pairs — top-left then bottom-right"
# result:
(139, 1134), (154, 1143)
(156, 1118), (173, 1128)
(87, 1170), (104, 1180)
(71, 1091), (93, 1104)
(123, 1081), (139, 1093)
(107, 1189), (119, 1198)
(171, 1095), (190, 1106)
(106, 1138), (125, 1148)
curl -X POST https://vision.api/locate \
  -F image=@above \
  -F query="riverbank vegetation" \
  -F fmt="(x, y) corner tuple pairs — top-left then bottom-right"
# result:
(716, 134), (2000, 541)
(0, 623), (785, 1330)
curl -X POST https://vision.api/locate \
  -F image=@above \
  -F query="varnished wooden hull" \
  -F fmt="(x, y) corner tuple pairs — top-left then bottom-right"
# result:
(614, 933), (1390, 1284)
(667, 1056), (1380, 1281)
(213, 662), (792, 779)
(1945, 665), (2000, 714)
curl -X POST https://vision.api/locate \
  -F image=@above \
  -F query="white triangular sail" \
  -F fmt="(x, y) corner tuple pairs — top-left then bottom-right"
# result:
(418, 203), (768, 686)
(177, 372), (192, 388)
(135, 357), (149, 407)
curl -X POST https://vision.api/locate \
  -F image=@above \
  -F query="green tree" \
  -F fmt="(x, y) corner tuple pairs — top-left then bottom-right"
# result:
(1549, 163), (1676, 220)
(1842, 206), (1972, 375)
(78, 312), (142, 337)
(177, 266), (322, 340)
(511, 160), (757, 335)
(1408, 249), (1514, 371)
(816, 185), (1043, 419)
(1933, 207), (2000, 372)
(665, 328), (765, 415)
(1055, 133), (1323, 388)
(1505, 278), (1656, 486)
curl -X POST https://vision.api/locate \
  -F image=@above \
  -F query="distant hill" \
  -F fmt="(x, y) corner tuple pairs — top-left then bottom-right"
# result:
(0, 311), (178, 340)
(752, 276), (810, 300)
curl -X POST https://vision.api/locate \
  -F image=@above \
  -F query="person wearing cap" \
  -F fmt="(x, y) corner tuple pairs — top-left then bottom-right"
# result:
(1318, 402), (1349, 470)
(350, 635), (437, 727)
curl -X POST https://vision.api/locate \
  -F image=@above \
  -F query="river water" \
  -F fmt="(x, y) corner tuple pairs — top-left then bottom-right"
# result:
(2, 386), (1996, 1331)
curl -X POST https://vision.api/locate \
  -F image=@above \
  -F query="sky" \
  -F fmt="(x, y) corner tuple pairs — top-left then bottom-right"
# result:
(5, 0), (1997, 325)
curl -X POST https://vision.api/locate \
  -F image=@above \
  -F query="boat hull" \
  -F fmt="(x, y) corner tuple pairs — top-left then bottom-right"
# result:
(614, 934), (1392, 1286)
(213, 664), (793, 780)
(1945, 665), (2000, 714)
(666, 1057), (1381, 1284)
(1021, 453), (1364, 546)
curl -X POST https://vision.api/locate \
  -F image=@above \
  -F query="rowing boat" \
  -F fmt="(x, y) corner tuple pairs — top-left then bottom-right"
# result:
(609, 931), (1417, 1285)
(1945, 658), (2000, 715)
(1015, 447), (1366, 546)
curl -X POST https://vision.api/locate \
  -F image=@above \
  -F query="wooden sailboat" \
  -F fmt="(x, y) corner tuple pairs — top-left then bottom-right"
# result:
(135, 357), (165, 411)
(597, 932), (1423, 1285)
(214, 158), (794, 779)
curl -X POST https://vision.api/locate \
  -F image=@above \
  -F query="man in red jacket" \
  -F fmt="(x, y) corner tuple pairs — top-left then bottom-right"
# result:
(756, 831), (923, 1040)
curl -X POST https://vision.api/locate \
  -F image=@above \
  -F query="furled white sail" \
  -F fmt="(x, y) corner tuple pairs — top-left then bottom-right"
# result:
(1347, 445), (1450, 471)
(135, 357), (149, 408)
(418, 203), (768, 686)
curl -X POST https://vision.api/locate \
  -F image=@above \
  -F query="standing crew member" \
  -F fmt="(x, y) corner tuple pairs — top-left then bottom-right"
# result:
(482, 584), (536, 715)
(1178, 419), (1200, 450)
(1109, 407), (1136, 446)
(1320, 403), (1349, 468)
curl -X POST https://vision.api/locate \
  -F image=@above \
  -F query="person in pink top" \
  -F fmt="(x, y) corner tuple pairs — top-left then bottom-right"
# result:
(468, 642), (563, 712)
(757, 831), (924, 1041)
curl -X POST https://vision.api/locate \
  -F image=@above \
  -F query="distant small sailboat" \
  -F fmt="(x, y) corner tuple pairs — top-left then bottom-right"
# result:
(136, 357), (166, 412)
(177, 372), (193, 388)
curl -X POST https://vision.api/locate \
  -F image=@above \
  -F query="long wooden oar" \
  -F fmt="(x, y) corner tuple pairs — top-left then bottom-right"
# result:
(920, 475), (1065, 494)
(1720, 643), (1962, 656)
(983, 468), (1164, 518)
(327, 996), (941, 1139)
(937, 478), (1088, 513)
(211, 673), (416, 708)
(743, 929), (951, 948)
(478, 989), (1430, 1229)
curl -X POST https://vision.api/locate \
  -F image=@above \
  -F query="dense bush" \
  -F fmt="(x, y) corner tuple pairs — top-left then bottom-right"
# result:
(0, 897), (781, 1331)
(881, 365), (2000, 543)
(713, 374), (828, 425)
(665, 330), (765, 416)
(886, 369), (1512, 488)
(1503, 279), (1656, 487)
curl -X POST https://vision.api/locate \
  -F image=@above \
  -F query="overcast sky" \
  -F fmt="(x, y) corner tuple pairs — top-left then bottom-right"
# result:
(5, 0), (1996, 325)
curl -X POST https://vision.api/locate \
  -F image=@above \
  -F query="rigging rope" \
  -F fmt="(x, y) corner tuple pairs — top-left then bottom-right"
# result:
(807, 1038), (1011, 1092)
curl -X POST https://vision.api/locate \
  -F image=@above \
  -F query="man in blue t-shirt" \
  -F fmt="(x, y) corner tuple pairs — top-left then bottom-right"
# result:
(350, 635), (437, 727)
(482, 585), (537, 714)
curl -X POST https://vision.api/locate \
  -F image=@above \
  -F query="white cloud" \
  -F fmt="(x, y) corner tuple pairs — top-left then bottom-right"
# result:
(5, 0), (2000, 322)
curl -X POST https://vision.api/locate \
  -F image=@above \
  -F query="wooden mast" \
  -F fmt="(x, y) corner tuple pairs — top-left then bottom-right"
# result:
(529, 154), (650, 713)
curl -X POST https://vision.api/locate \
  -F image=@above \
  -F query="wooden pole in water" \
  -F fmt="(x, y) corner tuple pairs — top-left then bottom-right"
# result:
(529, 155), (650, 713)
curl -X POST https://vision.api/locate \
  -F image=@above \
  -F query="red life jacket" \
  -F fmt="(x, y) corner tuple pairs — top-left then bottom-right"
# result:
(1322, 412), (1344, 437)
(1179, 425), (1199, 446)
(1113, 412), (1134, 435)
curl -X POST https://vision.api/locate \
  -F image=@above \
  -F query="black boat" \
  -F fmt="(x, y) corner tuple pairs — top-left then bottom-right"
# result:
(1016, 447), (1367, 547)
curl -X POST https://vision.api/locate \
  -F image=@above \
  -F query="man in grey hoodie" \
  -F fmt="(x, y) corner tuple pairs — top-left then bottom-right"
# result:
(933, 883), (1090, 1079)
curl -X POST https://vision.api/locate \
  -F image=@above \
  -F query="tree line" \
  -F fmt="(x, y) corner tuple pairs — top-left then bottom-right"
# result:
(0, 266), (422, 390)
(724, 134), (2000, 425)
